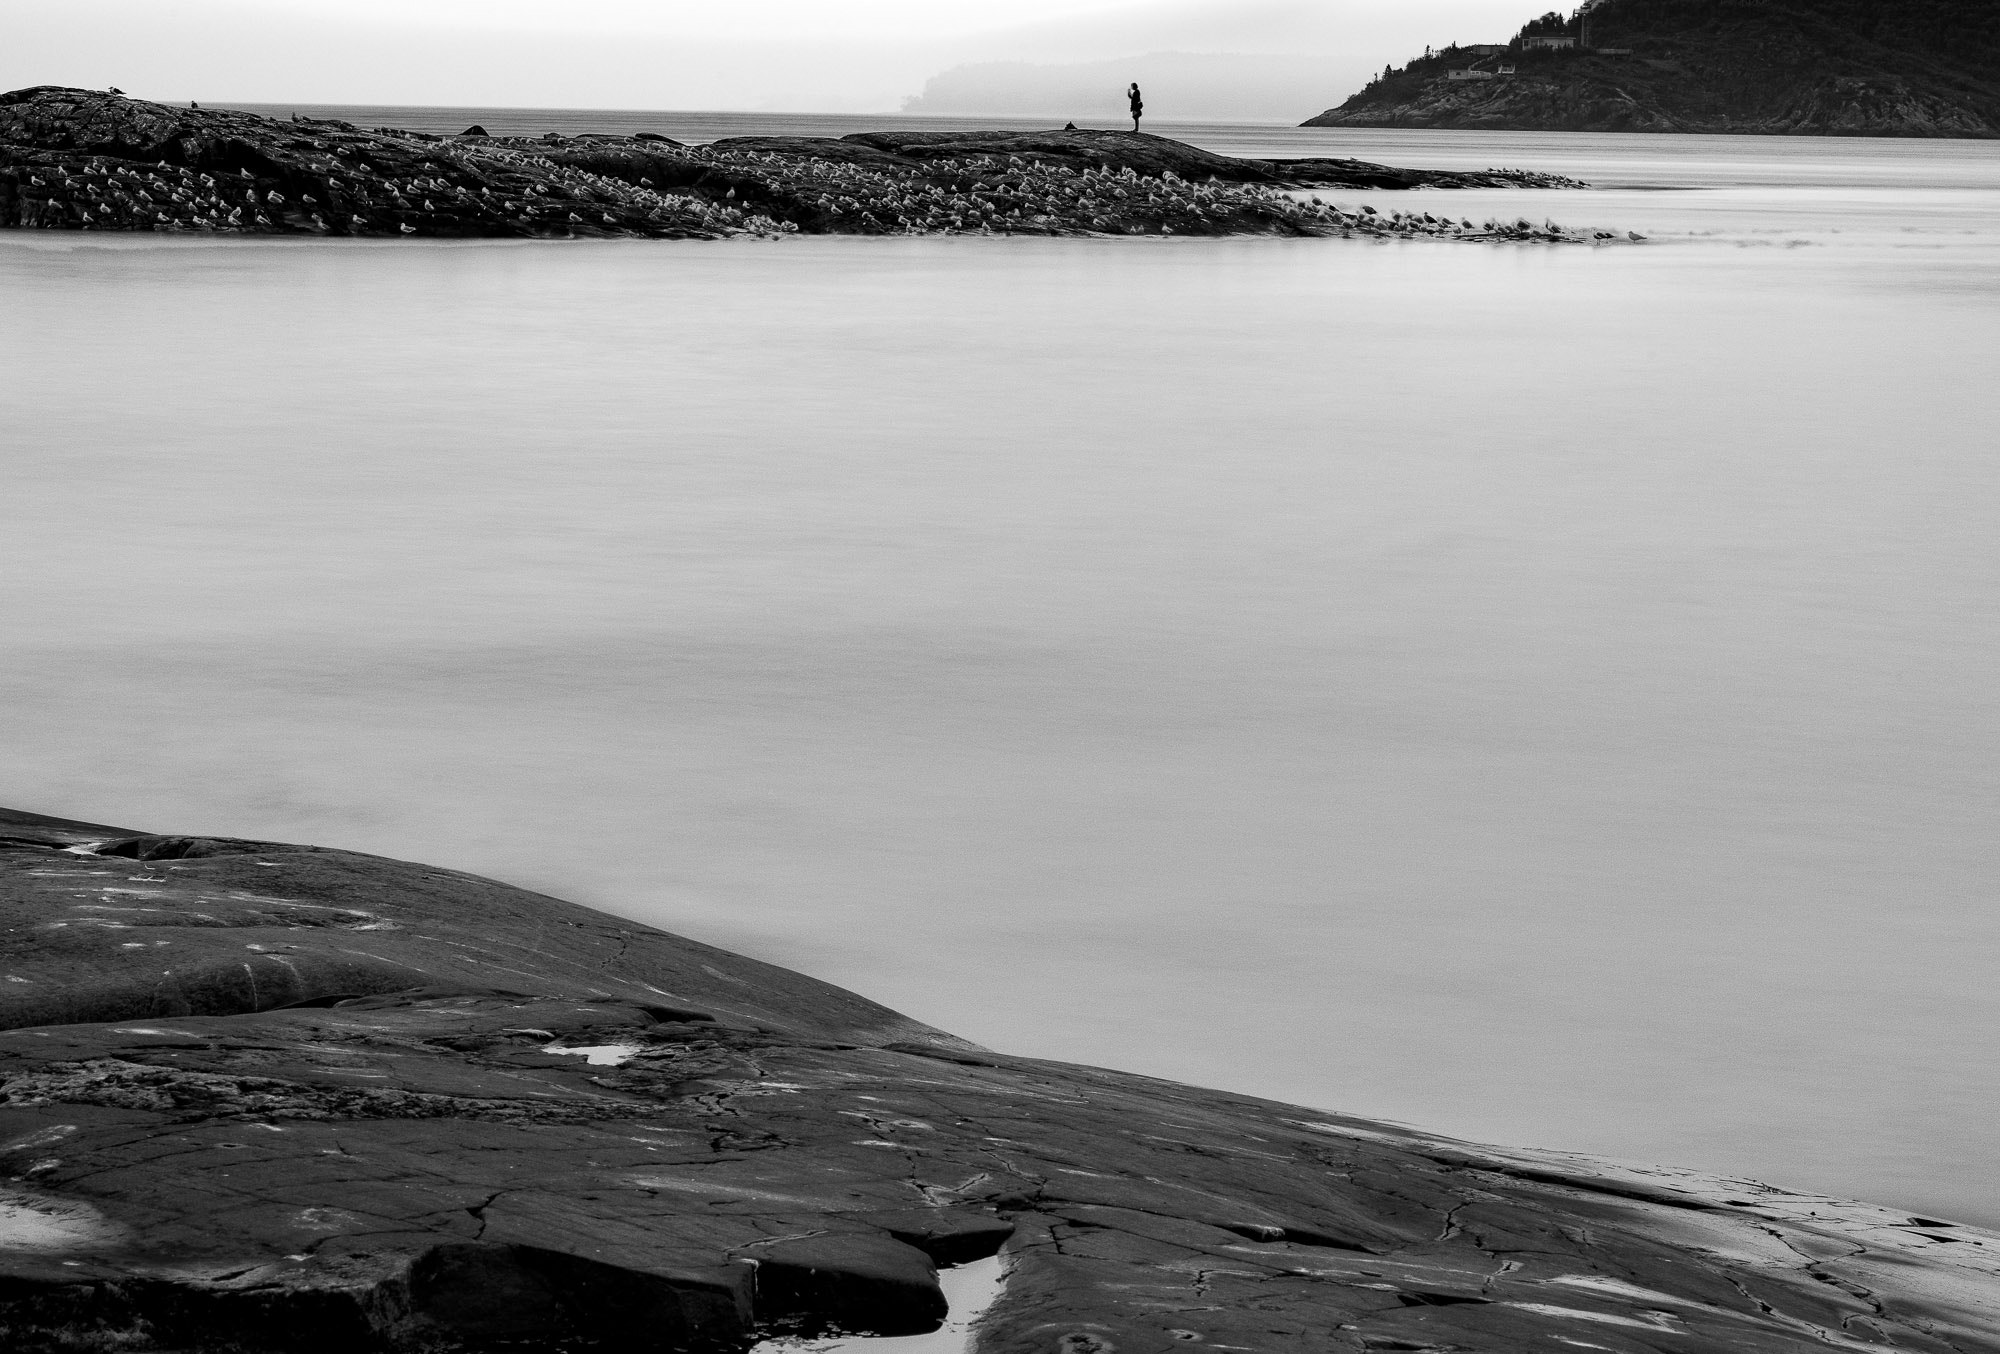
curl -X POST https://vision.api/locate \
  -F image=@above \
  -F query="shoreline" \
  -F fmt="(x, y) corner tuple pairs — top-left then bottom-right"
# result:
(2, 87), (1616, 245)
(1, 802), (1996, 1351)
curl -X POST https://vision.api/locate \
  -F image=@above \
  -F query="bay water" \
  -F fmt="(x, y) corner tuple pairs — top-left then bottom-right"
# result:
(5, 116), (1998, 1225)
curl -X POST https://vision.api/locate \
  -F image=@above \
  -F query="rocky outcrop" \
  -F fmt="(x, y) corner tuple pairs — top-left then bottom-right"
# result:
(2, 802), (1998, 1352)
(1306, 0), (2000, 136)
(1, 87), (1598, 245)
(822, 128), (1585, 189)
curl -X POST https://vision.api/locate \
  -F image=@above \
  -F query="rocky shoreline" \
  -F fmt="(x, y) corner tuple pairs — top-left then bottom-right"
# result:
(0, 88), (1608, 245)
(1, 802), (1997, 1352)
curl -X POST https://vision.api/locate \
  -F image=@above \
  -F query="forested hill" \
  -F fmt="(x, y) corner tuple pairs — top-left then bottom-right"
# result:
(1303, 0), (2000, 137)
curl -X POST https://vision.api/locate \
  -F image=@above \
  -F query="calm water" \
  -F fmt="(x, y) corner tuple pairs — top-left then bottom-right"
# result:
(6, 115), (2000, 1226)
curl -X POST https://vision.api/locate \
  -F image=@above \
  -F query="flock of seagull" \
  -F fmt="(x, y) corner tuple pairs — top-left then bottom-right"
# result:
(5, 143), (720, 238)
(657, 145), (1623, 243)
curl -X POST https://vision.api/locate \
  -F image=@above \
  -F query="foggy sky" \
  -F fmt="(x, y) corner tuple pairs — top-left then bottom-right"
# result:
(8, 0), (1540, 115)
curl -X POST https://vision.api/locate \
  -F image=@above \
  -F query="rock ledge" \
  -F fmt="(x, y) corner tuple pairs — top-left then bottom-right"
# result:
(2, 803), (1995, 1353)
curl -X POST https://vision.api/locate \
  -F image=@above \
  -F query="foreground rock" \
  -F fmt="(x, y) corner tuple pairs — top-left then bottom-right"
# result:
(1, 805), (1997, 1352)
(1306, 0), (2000, 137)
(1, 87), (1599, 244)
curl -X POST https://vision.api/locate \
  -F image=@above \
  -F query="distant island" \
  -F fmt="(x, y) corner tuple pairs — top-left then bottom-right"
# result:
(4, 800), (2000, 1351)
(1305, 0), (2000, 137)
(0, 87), (1612, 246)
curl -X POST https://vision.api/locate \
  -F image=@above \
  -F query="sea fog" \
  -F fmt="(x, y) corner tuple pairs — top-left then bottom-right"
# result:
(5, 121), (1999, 1226)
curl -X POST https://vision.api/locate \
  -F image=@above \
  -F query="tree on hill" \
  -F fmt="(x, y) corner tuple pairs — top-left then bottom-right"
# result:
(1587, 0), (1999, 70)
(1304, 0), (2000, 134)
(1516, 10), (1579, 40)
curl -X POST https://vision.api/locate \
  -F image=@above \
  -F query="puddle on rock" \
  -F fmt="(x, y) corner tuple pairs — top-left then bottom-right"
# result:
(543, 1042), (642, 1066)
(0, 1191), (121, 1250)
(750, 1254), (1007, 1353)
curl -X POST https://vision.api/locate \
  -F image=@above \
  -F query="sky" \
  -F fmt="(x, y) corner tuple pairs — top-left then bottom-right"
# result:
(7, 0), (1543, 115)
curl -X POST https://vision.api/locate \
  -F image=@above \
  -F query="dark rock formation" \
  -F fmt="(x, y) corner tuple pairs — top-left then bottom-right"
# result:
(2, 802), (1998, 1352)
(1, 87), (1596, 245)
(821, 128), (1585, 189)
(1306, 0), (2000, 136)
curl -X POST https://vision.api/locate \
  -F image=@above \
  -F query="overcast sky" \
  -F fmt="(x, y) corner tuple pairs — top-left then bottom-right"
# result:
(9, 0), (1543, 114)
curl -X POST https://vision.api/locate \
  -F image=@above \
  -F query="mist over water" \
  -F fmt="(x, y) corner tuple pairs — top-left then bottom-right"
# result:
(6, 125), (1999, 1226)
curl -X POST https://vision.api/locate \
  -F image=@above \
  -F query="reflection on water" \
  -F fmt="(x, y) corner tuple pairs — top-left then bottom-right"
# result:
(5, 129), (1999, 1227)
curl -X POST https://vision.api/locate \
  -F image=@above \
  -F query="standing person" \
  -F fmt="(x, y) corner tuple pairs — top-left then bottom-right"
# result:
(1128, 83), (1144, 132)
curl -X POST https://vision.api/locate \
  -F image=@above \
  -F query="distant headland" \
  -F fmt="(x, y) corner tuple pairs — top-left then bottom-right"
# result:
(1305, 0), (2000, 137)
(0, 87), (1611, 245)
(2, 801), (1999, 1351)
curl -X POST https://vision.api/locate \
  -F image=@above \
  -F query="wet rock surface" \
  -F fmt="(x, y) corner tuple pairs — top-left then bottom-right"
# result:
(2, 87), (1596, 244)
(3, 803), (1997, 1352)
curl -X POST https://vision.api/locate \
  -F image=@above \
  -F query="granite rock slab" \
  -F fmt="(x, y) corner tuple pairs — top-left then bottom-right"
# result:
(1, 805), (1996, 1352)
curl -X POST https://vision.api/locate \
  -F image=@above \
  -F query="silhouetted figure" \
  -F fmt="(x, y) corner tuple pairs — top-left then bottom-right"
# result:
(1128, 83), (1144, 131)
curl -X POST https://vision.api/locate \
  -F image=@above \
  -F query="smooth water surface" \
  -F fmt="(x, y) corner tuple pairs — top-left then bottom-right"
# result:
(6, 122), (1999, 1226)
